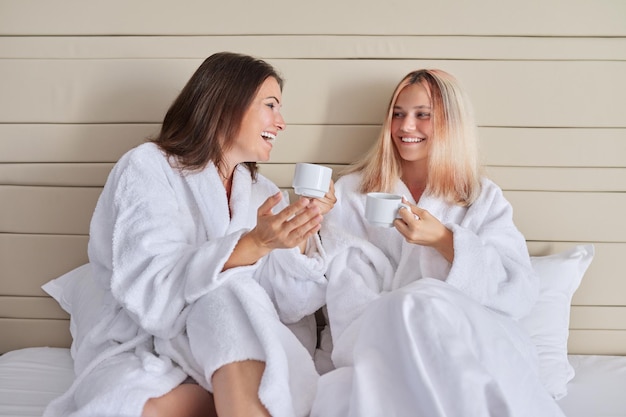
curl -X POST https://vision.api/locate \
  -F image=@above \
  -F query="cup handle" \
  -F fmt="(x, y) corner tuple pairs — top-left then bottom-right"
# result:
(399, 203), (421, 221)
(396, 203), (411, 218)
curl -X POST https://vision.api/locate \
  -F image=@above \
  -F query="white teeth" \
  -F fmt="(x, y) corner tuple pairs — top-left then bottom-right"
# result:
(401, 137), (424, 143)
(261, 131), (276, 141)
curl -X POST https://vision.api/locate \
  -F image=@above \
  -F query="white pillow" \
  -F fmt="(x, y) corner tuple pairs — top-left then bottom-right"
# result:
(42, 263), (106, 357)
(41, 263), (92, 314)
(521, 244), (594, 400)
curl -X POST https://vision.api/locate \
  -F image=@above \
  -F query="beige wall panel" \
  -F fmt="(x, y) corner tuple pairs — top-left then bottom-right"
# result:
(3, 125), (624, 167)
(259, 164), (345, 188)
(2, 36), (624, 60)
(527, 242), (626, 306)
(0, 60), (193, 124)
(570, 306), (626, 330)
(2, 186), (623, 243)
(480, 128), (626, 168)
(0, 163), (114, 186)
(263, 164), (626, 193)
(505, 191), (626, 243)
(0, 124), (153, 163)
(1, 0), (624, 36)
(0, 319), (71, 354)
(0, 124), (375, 164)
(568, 330), (626, 355)
(0, 296), (68, 319)
(9, 164), (623, 192)
(270, 125), (376, 164)
(0, 0), (623, 357)
(278, 60), (626, 127)
(2, 60), (625, 127)
(0, 186), (100, 234)
(0, 234), (88, 295)
(487, 167), (626, 192)
(570, 244), (626, 306)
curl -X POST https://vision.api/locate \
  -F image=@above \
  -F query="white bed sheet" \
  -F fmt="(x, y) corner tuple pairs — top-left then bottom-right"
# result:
(0, 348), (624, 417)
(557, 354), (626, 417)
(0, 347), (73, 417)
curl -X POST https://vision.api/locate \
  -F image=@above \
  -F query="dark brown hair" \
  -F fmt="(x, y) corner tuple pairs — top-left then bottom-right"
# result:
(150, 52), (284, 178)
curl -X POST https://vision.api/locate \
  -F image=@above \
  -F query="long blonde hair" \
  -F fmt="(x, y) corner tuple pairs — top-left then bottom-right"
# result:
(348, 69), (482, 206)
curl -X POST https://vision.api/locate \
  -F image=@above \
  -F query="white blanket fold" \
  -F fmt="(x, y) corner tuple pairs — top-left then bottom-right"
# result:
(312, 279), (565, 417)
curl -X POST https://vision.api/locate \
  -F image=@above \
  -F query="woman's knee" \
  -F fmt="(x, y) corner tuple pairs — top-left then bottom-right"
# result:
(188, 285), (234, 320)
(142, 397), (159, 417)
(142, 384), (216, 417)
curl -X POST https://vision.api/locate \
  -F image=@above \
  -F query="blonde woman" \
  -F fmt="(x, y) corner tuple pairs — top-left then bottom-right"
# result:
(313, 69), (565, 417)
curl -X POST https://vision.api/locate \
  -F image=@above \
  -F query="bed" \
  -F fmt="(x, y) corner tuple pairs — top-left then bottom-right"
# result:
(1, 31), (625, 417)
(1, 190), (625, 417)
(3, 347), (626, 417)
(1, 246), (626, 417)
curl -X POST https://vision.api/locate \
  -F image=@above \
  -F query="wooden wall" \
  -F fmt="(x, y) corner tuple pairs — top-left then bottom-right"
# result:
(0, 0), (625, 354)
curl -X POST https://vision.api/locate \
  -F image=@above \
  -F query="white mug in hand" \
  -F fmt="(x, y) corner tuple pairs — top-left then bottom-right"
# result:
(365, 192), (410, 227)
(292, 163), (332, 198)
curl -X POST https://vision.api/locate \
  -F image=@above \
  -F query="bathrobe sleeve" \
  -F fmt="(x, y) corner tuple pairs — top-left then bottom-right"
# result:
(256, 239), (328, 324)
(249, 177), (329, 324)
(441, 179), (539, 320)
(319, 174), (397, 351)
(90, 148), (260, 339)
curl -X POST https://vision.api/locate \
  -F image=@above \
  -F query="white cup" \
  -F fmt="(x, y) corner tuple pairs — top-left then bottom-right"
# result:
(365, 192), (410, 227)
(292, 163), (332, 198)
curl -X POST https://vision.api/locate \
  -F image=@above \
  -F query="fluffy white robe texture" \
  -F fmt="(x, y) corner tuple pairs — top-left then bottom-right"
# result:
(43, 143), (327, 417)
(311, 172), (566, 417)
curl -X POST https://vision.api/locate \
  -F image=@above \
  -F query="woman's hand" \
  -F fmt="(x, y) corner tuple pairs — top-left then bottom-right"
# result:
(250, 192), (323, 250)
(223, 192), (322, 270)
(394, 197), (454, 263)
(309, 180), (337, 216)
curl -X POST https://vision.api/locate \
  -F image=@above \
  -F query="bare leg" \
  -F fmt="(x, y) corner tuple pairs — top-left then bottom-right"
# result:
(142, 383), (216, 417)
(212, 360), (271, 417)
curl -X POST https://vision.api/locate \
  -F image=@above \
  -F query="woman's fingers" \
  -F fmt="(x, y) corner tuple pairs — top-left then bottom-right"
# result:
(275, 196), (311, 222)
(397, 204), (422, 223)
(309, 180), (337, 216)
(283, 201), (322, 243)
(253, 195), (322, 250)
(258, 192), (283, 216)
(395, 205), (447, 247)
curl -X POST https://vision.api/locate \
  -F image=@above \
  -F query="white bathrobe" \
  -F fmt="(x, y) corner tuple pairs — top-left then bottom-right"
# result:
(311, 172), (566, 417)
(43, 142), (327, 417)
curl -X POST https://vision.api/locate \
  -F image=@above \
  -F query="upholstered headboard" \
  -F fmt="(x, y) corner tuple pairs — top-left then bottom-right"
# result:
(1, 1), (625, 355)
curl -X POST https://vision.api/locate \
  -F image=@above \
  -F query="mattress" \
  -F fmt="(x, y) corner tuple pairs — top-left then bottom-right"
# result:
(0, 347), (624, 417)
(557, 354), (626, 417)
(0, 348), (73, 417)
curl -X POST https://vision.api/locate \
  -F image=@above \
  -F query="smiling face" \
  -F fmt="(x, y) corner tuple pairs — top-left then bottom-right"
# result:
(227, 76), (286, 165)
(390, 82), (433, 170)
